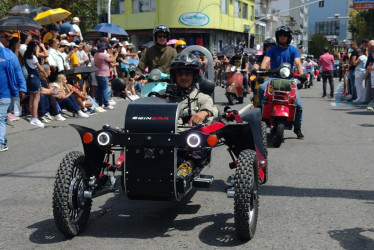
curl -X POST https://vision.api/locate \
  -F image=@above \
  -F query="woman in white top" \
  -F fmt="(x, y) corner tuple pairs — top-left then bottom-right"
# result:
(353, 47), (368, 103)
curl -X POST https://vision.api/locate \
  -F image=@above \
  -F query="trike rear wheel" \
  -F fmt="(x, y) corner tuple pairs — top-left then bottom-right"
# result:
(234, 149), (259, 241)
(53, 151), (92, 237)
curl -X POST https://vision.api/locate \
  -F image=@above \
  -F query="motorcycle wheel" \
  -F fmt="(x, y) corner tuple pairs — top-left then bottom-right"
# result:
(272, 123), (284, 148)
(227, 93), (236, 105)
(260, 121), (268, 185)
(238, 96), (244, 104)
(234, 149), (259, 241)
(53, 151), (92, 237)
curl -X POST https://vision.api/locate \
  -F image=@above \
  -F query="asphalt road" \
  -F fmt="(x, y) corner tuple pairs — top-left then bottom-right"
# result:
(1, 79), (374, 249)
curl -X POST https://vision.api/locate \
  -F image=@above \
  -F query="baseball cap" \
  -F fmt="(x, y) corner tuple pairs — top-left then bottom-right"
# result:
(69, 42), (78, 48)
(97, 43), (107, 51)
(72, 17), (80, 23)
(60, 40), (69, 46)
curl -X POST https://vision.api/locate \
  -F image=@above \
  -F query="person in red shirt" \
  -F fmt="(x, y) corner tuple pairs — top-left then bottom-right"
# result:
(318, 47), (335, 98)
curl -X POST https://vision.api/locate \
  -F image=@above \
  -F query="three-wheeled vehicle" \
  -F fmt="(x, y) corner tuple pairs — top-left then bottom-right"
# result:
(52, 46), (268, 241)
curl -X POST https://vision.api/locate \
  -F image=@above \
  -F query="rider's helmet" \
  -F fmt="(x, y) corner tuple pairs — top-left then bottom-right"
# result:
(234, 44), (244, 56)
(170, 53), (201, 87)
(307, 55), (312, 60)
(175, 40), (187, 51)
(153, 24), (170, 41)
(263, 37), (276, 50)
(249, 55), (256, 64)
(275, 26), (293, 45)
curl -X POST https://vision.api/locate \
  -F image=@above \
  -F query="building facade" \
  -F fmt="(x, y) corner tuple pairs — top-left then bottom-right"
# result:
(108, 0), (255, 53)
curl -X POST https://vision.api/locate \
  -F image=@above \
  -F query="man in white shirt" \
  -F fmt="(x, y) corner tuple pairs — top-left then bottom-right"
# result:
(72, 17), (83, 41)
(47, 38), (65, 81)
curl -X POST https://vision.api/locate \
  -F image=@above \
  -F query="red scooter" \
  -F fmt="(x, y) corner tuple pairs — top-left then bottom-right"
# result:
(259, 63), (303, 147)
(225, 66), (250, 105)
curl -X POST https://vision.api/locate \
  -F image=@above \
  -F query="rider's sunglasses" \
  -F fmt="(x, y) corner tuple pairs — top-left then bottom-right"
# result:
(157, 35), (168, 39)
(176, 70), (193, 76)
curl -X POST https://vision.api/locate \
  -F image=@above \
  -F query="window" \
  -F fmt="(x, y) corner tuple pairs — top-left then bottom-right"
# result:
(251, 5), (254, 20)
(111, 0), (125, 14)
(242, 3), (248, 19)
(133, 0), (156, 13)
(235, 0), (240, 18)
(221, 0), (227, 14)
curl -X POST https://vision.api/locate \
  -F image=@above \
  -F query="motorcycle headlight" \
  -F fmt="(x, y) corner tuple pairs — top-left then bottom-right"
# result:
(150, 69), (161, 81)
(279, 67), (291, 78)
(97, 132), (112, 147)
(230, 66), (237, 72)
(187, 133), (201, 148)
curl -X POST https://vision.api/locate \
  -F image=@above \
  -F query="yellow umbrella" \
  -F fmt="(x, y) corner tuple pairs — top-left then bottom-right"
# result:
(34, 8), (71, 25)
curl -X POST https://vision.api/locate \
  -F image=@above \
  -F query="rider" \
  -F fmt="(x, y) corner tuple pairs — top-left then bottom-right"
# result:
(175, 40), (187, 54)
(170, 53), (219, 170)
(253, 38), (276, 71)
(258, 26), (305, 139)
(225, 44), (249, 94)
(170, 53), (218, 128)
(303, 55), (318, 86)
(135, 25), (177, 78)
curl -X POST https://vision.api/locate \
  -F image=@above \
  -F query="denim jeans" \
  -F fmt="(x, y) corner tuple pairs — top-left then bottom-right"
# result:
(87, 96), (98, 110)
(57, 96), (80, 113)
(0, 98), (11, 146)
(8, 96), (21, 116)
(38, 94), (50, 117)
(349, 70), (357, 99)
(95, 76), (110, 107)
(259, 78), (303, 129)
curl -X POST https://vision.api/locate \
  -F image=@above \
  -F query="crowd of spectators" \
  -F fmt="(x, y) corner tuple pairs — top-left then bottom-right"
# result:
(0, 17), (142, 151)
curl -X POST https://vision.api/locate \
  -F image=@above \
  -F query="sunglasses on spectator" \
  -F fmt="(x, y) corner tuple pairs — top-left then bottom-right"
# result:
(157, 35), (168, 39)
(176, 70), (193, 76)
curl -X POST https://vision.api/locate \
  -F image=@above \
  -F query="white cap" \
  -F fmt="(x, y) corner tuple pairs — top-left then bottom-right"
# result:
(110, 37), (118, 42)
(69, 42), (78, 48)
(72, 17), (80, 23)
(123, 41), (129, 46)
(60, 40), (69, 46)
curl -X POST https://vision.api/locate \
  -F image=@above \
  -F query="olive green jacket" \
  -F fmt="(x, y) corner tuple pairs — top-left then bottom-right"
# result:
(136, 44), (177, 75)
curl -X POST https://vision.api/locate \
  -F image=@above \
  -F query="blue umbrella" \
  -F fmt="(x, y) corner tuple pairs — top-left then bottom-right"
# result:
(92, 23), (128, 36)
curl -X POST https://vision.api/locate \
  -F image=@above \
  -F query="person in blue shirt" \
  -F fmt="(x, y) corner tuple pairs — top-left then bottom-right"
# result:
(259, 26), (305, 139)
(0, 31), (27, 151)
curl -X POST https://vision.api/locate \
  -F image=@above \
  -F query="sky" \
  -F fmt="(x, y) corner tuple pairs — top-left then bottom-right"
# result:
(269, 0), (348, 41)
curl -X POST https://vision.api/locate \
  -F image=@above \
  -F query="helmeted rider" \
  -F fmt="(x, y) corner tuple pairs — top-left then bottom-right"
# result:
(253, 37), (276, 71)
(302, 55), (318, 86)
(170, 53), (218, 128)
(175, 40), (187, 54)
(225, 44), (250, 94)
(135, 24), (177, 79)
(258, 25), (305, 139)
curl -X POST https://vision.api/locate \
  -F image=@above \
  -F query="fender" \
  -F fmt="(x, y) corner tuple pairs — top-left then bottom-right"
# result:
(226, 84), (239, 97)
(272, 105), (289, 118)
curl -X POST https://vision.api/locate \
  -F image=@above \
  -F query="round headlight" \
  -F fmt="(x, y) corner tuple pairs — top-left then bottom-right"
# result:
(97, 132), (111, 146)
(279, 67), (291, 78)
(187, 134), (201, 148)
(150, 69), (161, 81)
(230, 66), (237, 72)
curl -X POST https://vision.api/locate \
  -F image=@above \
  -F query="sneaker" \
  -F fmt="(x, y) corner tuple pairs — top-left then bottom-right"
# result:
(87, 110), (97, 116)
(45, 112), (54, 121)
(367, 107), (374, 111)
(109, 100), (116, 106)
(293, 128), (304, 140)
(367, 101), (374, 108)
(94, 107), (106, 113)
(54, 114), (66, 121)
(8, 113), (20, 121)
(40, 116), (51, 124)
(78, 112), (89, 118)
(322, 95), (327, 98)
(352, 99), (359, 104)
(30, 118), (45, 128)
(104, 105), (115, 110)
(346, 94), (353, 100)
(0, 144), (8, 152)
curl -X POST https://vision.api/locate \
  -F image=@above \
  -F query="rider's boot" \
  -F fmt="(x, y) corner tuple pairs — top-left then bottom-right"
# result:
(293, 127), (304, 140)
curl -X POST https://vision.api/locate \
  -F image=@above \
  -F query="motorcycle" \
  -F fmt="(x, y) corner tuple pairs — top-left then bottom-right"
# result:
(294, 72), (311, 89)
(52, 47), (268, 241)
(224, 66), (250, 105)
(257, 63), (304, 148)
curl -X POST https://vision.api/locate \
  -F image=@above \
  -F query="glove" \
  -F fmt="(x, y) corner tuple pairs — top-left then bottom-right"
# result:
(299, 74), (308, 81)
(250, 69), (257, 76)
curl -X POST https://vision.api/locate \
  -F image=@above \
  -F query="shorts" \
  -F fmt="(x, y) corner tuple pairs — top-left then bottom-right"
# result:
(90, 72), (98, 86)
(26, 74), (41, 93)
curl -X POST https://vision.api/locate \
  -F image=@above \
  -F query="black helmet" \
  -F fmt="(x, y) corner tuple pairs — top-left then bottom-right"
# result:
(249, 55), (256, 63)
(263, 37), (276, 49)
(153, 24), (170, 41)
(170, 53), (201, 84)
(275, 26), (293, 45)
(111, 77), (126, 93)
(234, 45), (244, 56)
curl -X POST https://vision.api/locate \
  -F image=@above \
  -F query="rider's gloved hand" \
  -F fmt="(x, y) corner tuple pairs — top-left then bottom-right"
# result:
(250, 69), (257, 76)
(299, 73), (308, 82)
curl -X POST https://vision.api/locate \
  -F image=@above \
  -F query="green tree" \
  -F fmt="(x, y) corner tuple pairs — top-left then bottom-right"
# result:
(308, 34), (329, 59)
(348, 9), (374, 42)
(0, 0), (98, 36)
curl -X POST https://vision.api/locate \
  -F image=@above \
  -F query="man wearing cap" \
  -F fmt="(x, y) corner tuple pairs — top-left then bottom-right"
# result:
(47, 38), (65, 82)
(72, 17), (83, 42)
(60, 18), (75, 36)
(94, 43), (118, 109)
(135, 25), (177, 78)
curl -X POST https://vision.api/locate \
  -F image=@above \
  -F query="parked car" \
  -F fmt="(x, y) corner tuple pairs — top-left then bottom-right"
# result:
(333, 60), (341, 78)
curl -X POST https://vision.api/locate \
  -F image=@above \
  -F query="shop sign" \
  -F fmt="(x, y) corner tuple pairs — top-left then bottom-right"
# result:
(179, 12), (210, 27)
(353, 0), (374, 10)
